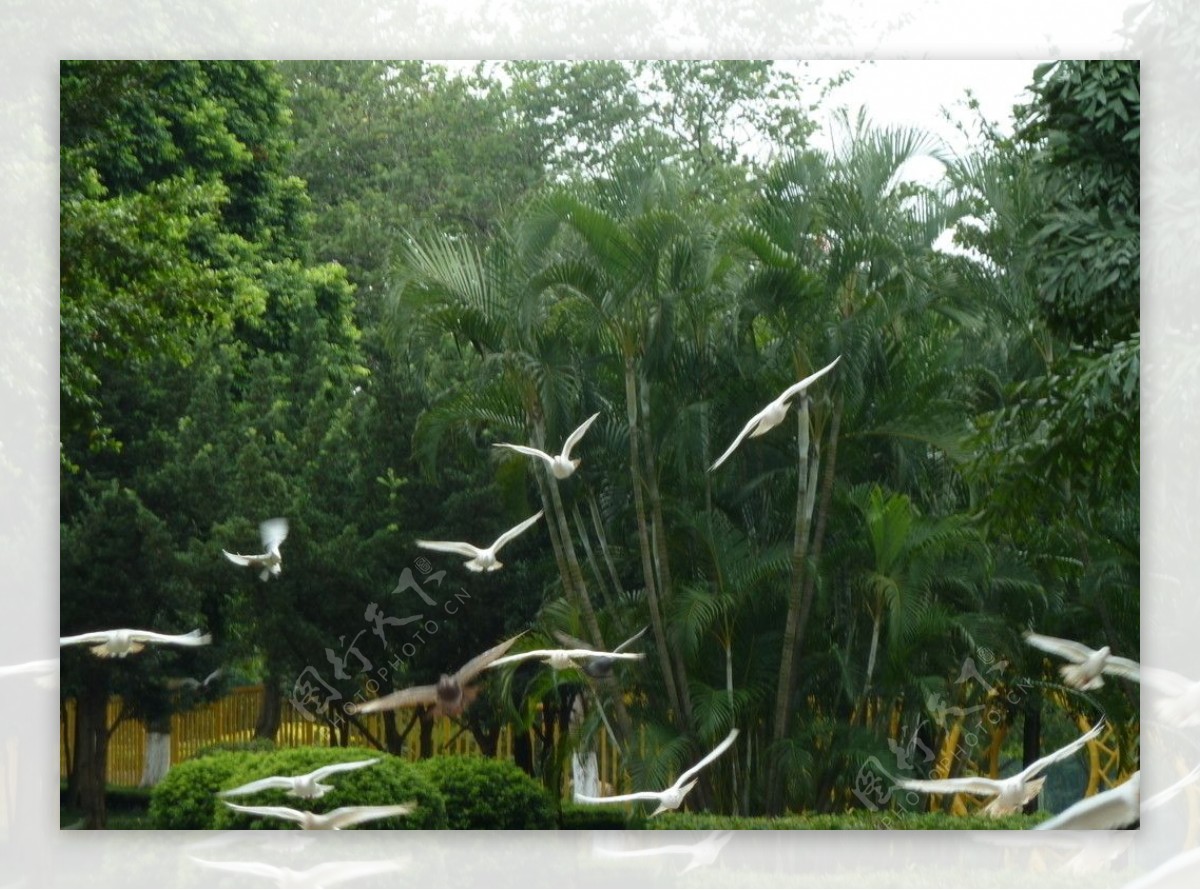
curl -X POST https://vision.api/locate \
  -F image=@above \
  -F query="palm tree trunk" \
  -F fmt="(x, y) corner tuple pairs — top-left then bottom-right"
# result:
(587, 490), (624, 600)
(863, 610), (882, 703)
(640, 370), (692, 724)
(573, 502), (613, 607)
(768, 396), (818, 812)
(624, 355), (682, 724)
(793, 393), (844, 659)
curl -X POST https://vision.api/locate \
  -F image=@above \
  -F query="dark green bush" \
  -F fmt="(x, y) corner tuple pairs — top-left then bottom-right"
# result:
(105, 785), (153, 812)
(417, 756), (556, 829)
(149, 750), (271, 829)
(557, 803), (636, 829)
(190, 737), (277, 759)
(211, 746), (447, 830)
(648, 810), (1052, 830)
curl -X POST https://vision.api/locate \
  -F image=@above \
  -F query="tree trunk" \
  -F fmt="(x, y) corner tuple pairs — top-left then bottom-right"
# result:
(624, 356), (682, 725)
(138, 713), (172, 788)
(71, 671), (109, 829)
(1022, 691), (1042, 815)
(586, 491), (624, 600)
(418, 708), (434, 759)
(514, 726), (534, 776)
(640, 369), (692, 725)
(863, 610), (882, 704)
(253, 675), (282, 741)
(769, 396), (819, 813)
(792, 393), (843, 661)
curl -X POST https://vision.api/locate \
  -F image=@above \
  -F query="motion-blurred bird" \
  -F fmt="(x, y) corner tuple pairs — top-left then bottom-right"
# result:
(896, 721), (1105, 816)
(166, 668), (223, 692)
(416, 511), (543, 573)
(1140, 664), (1200, 727)
(218, 758), (381, 800)
(575, 728), (739, 816)
(220, 801), (416, 830)
(494, 412), (601, 480)
(1035, 770), (1140, 829)
(594, 830), (734, 874)
(223, 517), (290, 581)
(188, 855), (409, 890)
(1022, 630), (1140, 690)
(708, 356), (840, 472)
(553, 627), (649, 679)
(488, 647), (644, 673)
(59, 628), (212, 658)
(349, 632), (525, 718)
(0, 657), (58, 688)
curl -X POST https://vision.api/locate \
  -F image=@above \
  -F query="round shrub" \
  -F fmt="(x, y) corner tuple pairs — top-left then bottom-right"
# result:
(190, 737), (276, 759)
(149, 750), (273, 829)
(211, 746), (447, 830)
(417, 755), (556, 829)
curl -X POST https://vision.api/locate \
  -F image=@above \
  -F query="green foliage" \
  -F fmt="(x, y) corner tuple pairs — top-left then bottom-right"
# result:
(211, 747), (447, 829)
(649, 811), (1052, 830)
(557, 803), (638, 829)
(417, 755), (556, 829)
(148, 751), (263, 829)
(190, 738), (277, 759)
(1016, 61), (1139, 347)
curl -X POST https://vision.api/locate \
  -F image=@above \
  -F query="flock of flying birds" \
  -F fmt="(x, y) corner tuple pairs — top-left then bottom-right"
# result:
(53, 355), (1156, 828)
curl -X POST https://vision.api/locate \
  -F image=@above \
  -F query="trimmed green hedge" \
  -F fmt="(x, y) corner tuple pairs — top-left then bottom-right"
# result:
(149, 750), (268, 829)
(557, 803), (638, 830)
(211, 746), (447, 829)
(416, 756), (556, 830)
(190, 737), (277, 759)
(647, 810), (1052, 830)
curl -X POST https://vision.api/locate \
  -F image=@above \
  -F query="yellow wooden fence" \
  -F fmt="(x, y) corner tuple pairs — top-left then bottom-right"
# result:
(60, 685), (625, 789)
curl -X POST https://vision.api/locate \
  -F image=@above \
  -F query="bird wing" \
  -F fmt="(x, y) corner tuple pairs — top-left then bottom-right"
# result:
(260, 517), (289, 552)
(129, 628), (212, 647)
(309, 758), (382, 781)
(485, 650), (553, 669)
(218, 776), (295, 797)
(1036, 772), (1140, 829)
(60, 631), (113, 647)
(201, 668), (223, 686)
(1104, 656), (1141, 682)
(676, 728), (740, 788)
(323, 804), (415, 829)
(576, 791), (664, 805)
(1139, 665), (1193, 697)
(1145, 766), (1198, 812)
(489, 510), (545, 553)
(493, 443), (555, 464)
(896, 776), (1003, 797)
(414, 539), (483, 559)
(1021, 720), (1105, 781)
(1022, 630), (1096, 663)
(221, 802), (306, 824)
(777, 355), (842, 404)
(455, 631), (528, 682)
(614, 625), (650, 653)
(352, 685), (438, 714)
(560, 412), (601, 460)
(708, 408), (771, 472)
(222, 550), (263, 567)
(187, 858), (282, 880)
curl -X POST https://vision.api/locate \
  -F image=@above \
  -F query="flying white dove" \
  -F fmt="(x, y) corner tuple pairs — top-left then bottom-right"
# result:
(494, 412), (601, 480)
(1022, 631), (1140, 690)
(348, 632), (525, 718)
(487, 647), (645, 673)
(1139, 664), (1200, 727)
(896, 721), (1105, 816)
(1035, 770), (1140, 829)
(594, 830), (735, 874)
(416, 511), (543, 572)
(708, 356), (840, 472)
(220, 801), (416, 830)
(59, 628), (212, 658)
(218, 758), (382, 800)
(223, 517), (290, 581)
(575, 728), (739, 816)
(188, 855), (409, 890)
(553, 626), (649, 679)
(166, 668), (223, 692)
(0, 657), (59, 688)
